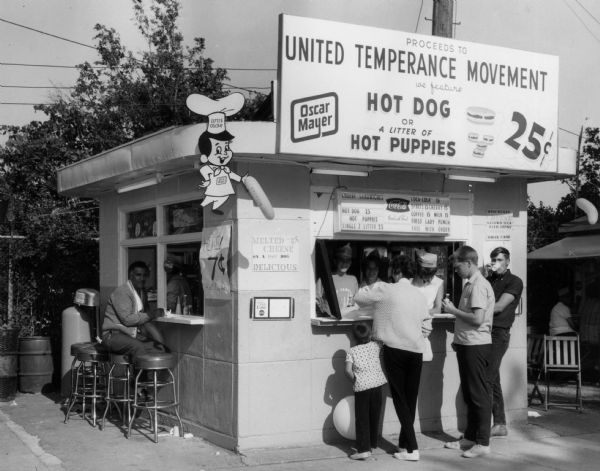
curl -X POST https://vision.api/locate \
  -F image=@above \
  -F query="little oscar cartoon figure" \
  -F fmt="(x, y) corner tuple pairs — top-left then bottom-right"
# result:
(186, 92), (275, 219)
(186, 93), (246, 215)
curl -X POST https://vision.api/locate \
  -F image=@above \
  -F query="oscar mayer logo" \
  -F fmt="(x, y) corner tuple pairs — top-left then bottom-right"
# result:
(290, 92), (338, 143)
(386, 198), (410, 212)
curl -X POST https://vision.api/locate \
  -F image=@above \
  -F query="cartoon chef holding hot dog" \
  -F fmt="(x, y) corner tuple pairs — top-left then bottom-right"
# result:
(186, 93), (247, 215)
(186, 92), (275, 219)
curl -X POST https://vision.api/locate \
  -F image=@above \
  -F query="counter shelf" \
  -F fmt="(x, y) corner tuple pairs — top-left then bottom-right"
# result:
(154, 314), (205, 326)
(311, 313), (454, 327)
(311, 316), (372, 327)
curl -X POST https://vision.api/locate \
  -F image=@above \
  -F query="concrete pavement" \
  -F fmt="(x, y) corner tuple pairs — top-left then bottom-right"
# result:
(1, 385), (600, 471)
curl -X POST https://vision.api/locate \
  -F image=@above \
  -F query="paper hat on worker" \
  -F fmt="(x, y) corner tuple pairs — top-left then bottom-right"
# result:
(558, 287), (570, 297)
(417, 251), (438, 268)
(186, 92), (245, 136)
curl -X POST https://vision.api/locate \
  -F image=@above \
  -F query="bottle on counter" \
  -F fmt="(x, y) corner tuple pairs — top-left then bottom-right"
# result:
(182, 295), (189, 316)
(175, 296), (182, 315)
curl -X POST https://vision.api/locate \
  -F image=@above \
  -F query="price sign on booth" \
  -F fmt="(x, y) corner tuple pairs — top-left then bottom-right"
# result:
(200, 224), (231, 296)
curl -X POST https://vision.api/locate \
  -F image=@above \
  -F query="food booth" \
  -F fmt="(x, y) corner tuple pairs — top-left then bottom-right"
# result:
(56, 15), (575, 450)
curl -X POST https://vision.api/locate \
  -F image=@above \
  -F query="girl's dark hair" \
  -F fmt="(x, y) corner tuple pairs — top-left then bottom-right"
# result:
(416, 264), (437, 283)
(352, 322), (371, 344)
(362, 253), (381, 272)
(390, 254), (414, 279)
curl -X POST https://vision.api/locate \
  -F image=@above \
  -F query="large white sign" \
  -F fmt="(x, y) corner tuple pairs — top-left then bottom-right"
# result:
(334, 189), (451, 234)
(277, 15), (559, 174)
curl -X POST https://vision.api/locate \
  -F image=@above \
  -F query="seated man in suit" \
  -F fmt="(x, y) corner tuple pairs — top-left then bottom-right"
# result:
(102, 261), (166, 361)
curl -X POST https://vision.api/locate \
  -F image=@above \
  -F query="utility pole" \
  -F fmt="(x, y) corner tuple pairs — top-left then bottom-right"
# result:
(432, 0), (454, 38)
(573, 124), (584, 216)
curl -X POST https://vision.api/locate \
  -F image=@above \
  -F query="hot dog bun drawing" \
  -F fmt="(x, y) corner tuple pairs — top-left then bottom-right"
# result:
(466, 106), (496, 125)
(576, 198), (598, 225)
(242, 175), (275, 220)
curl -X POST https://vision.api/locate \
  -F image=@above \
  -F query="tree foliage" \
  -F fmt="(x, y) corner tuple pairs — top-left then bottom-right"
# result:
(0, 0), (266, 339)
(527, 127), (600, 251)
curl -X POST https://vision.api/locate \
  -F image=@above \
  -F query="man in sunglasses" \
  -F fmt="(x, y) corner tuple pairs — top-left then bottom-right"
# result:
(485, 247), (523, 438)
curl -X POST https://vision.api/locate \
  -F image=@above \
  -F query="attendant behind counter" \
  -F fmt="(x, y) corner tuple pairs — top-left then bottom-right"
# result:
(316, 244), (359, 318)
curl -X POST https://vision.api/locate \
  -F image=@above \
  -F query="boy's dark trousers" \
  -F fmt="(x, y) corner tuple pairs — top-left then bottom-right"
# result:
(354, 385), (383, 453)
(455, 343), (493, 446)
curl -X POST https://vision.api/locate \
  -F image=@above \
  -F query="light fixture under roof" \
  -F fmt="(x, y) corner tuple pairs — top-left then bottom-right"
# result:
(447, 174), (496, 183)
(116, 174), (163, 193)
(311, 167), (369, 177)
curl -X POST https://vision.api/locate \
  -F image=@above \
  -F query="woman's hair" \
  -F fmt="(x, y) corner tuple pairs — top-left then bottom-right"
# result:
(416, 264), (437, 283)
(352, 322), (372, 344)
(390, 254), (414, 279)
(362, 253), (381, 273)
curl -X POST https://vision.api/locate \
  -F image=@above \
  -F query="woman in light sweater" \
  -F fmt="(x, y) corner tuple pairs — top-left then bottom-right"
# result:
(354, 254), (431, 462)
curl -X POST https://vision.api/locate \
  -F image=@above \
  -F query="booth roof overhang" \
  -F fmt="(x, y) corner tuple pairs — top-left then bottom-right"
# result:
(56, 121), (577, 198)
(527, 234), (600, 260)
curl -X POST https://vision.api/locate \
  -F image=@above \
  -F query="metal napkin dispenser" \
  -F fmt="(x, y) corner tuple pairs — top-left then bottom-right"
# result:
(74, 288), (100, 307)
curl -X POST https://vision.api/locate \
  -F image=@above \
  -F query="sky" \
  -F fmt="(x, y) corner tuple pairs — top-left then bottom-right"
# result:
(2, 0), (600, 207)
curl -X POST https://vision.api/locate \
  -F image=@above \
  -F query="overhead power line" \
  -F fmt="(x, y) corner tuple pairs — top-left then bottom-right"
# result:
(574, 0), (600, 27)
(414, 0), (424, 33)
(0, 83), (270, 91)
(0, 84), (74, 89)
(562, 0), (600, 43)
(0, 61), (275, 71)
(0, 17), (97, 50)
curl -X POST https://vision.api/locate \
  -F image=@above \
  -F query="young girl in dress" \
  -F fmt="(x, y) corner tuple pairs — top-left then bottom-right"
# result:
(345, 322), (387, 460)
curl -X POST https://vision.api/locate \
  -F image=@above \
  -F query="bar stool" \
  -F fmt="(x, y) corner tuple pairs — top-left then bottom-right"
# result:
(100, 353), (134, 430)
(67, 342), (95, 396)
(127, 352), (184, 443)
(64, 342), (109, 427)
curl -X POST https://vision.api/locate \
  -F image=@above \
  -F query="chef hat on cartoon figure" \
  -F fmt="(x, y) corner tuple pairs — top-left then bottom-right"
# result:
(186, 92), (245, 139)
(186, 92), (245, 162)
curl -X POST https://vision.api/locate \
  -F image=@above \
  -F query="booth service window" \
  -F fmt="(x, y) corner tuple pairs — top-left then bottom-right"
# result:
(123, 200), (204, 315)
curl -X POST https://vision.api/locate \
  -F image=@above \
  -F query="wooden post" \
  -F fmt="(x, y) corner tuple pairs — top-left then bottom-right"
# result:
(432, 0), (454, 38)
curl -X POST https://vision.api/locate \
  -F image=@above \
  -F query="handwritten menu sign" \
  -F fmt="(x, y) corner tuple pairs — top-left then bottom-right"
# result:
(486, 209), (512, 241)
(200, 224), (231, 295)
(334, 190), (450, 234)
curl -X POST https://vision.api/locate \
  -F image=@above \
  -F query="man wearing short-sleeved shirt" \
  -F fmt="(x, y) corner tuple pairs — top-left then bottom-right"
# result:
(442, 246), (495, 459)
(486, 247), (523, 437)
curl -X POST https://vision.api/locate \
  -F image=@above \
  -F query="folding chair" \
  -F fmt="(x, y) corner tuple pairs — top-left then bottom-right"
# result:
(527, 334), (545, 406)
(543, 335), (583, 411)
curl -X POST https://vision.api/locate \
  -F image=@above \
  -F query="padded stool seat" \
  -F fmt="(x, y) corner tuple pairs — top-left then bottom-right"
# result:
(127, 352), (183, 443)
(70, 342), (95, 356)
(135, 353), (177, 370)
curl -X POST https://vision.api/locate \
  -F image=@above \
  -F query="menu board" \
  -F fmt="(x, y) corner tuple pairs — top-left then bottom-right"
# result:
(334, 189), (450, 235)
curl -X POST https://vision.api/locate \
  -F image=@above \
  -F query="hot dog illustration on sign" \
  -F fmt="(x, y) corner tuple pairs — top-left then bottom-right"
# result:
(186, 93), (275, 219)
(465, 106), (496, 159)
